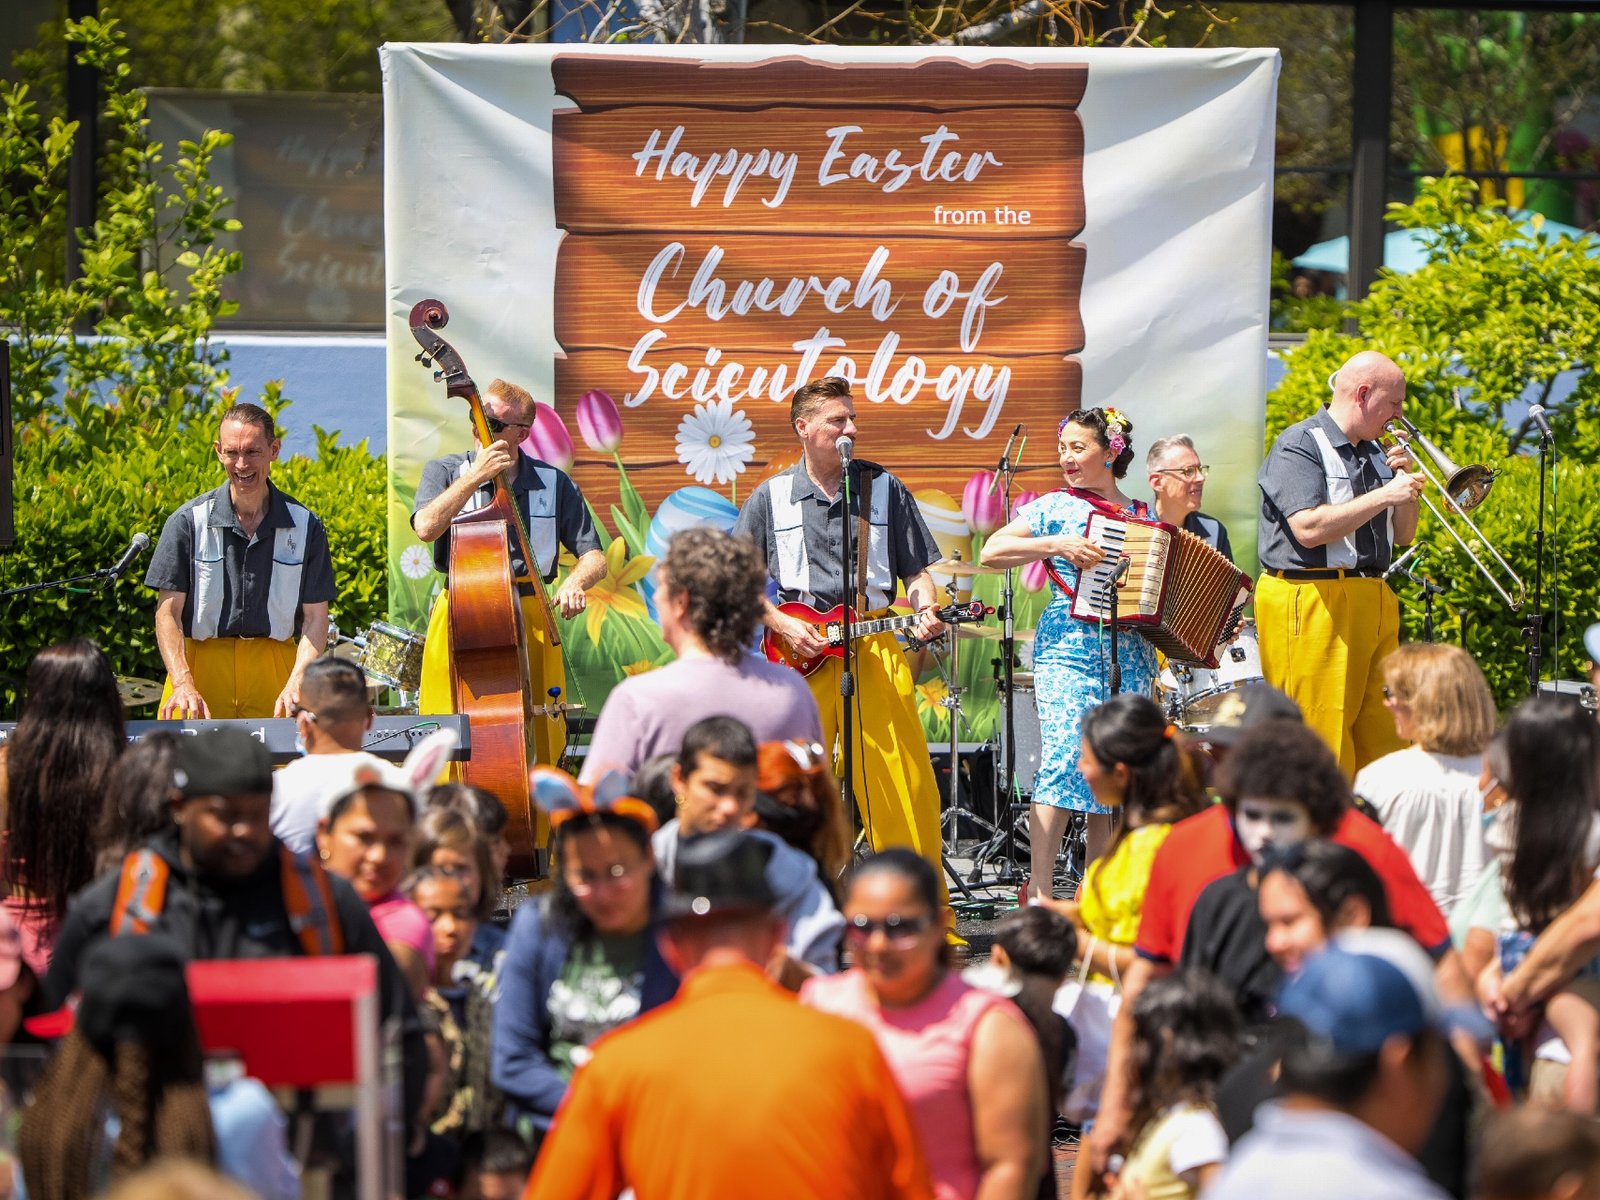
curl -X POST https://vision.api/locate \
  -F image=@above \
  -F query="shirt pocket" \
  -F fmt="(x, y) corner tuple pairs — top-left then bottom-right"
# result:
(774, 525), (808, 592)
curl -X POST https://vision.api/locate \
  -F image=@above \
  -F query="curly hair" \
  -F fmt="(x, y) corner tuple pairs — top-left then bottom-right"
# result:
(1218, 719), (1351, 834)
(1061, 407), (1136, 479)
(660, 528), (767, 665)
(1124, 969), (1242, 1149)
(7, 639), (126, 919)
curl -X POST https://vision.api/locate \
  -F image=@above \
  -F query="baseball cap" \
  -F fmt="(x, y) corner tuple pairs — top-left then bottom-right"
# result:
(662, 830), (775, 920)
(1276, 927), (1491, 1055)
(27, 932), (193, 1051)
(174, 728), (274, 798)
(1584, 622), (1600, 667)
(1201, 683), (1303, 746)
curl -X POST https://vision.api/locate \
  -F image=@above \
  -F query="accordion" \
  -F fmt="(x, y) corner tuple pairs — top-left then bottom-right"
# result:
(1070, 512), (1251, 667)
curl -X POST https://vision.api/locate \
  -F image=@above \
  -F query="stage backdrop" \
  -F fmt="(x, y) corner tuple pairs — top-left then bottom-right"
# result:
(381, 46), (1279, 744)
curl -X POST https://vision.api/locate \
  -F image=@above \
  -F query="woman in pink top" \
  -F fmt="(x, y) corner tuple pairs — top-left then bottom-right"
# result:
(803, 849), (1048, 1200)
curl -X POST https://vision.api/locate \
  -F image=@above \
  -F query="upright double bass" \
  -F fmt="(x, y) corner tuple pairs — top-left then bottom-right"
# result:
(409, 299), (560, 876)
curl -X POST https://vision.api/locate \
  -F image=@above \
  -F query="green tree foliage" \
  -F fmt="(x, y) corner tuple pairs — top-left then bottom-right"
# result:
(1267, 177), (1600, 708)
(0, 17), (385, 709)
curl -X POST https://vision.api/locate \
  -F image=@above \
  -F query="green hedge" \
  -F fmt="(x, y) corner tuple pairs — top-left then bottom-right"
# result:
(0, 394), (386, 713)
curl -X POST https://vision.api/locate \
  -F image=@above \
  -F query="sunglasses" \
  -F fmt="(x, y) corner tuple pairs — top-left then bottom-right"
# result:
(781, 740), (828, 772)
(844, 912), (935, 946)
(485, 414), (532, 435)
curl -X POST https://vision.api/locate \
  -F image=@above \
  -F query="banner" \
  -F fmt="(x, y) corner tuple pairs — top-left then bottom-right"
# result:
(381, 45), (1279, 739)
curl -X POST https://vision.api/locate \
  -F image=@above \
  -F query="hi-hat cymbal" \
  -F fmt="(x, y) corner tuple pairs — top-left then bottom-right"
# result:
(931, 557), (1001, 577)
(117, 676), (163, 707)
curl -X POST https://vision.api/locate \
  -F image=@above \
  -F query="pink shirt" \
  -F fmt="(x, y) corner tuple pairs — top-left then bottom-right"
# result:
(802, 967), (1020, 1200)
(4, 895), (55, 982)
(368, 892), (435, 973)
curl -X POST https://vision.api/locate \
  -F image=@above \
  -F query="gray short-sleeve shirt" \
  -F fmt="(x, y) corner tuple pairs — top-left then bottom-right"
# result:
(145, 482), (336, 639)
(411, 451), (601, 582)
(1257, 407), (1395, 572)
(732, 458), (940, 609)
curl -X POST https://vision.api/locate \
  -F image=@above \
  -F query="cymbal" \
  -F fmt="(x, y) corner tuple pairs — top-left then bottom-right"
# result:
(931, 557), (1001, 577)
(117, 676), (163, 707)
(952, 625), (1035, 643)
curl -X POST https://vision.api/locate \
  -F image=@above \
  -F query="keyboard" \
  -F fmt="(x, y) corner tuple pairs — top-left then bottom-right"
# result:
(0, 714), (472, 765)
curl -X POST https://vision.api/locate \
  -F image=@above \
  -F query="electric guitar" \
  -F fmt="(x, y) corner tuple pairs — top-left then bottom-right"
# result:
(763, 600), (989, 677)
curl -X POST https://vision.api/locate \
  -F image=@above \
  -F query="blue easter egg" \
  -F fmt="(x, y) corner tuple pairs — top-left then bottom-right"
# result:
(641, 487), (740, 618)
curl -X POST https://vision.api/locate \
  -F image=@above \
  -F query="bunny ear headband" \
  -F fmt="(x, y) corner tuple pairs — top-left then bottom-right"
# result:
(529, 766), (660, 835)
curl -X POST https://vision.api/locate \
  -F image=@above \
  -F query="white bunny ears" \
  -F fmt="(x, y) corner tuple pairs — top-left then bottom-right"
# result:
(317, 727), (459, 821)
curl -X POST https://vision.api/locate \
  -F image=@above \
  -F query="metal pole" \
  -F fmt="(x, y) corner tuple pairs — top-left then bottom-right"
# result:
(65, 0), (99, 291)
(1348, 0), (1393, 303)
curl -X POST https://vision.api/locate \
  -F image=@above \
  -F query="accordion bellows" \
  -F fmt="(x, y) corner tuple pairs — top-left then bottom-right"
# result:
(1071, 513), (1252, 668)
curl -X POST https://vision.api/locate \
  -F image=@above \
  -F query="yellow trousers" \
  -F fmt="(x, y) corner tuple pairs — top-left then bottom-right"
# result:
(419, 590), (565, 848)
(806, 630), (946, 903)
(160, 637), (297, 719)
(1256, 573), (1404, 777)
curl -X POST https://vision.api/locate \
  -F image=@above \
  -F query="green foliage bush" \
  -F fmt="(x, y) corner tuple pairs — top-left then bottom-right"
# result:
(1267, 178), (1600, 709)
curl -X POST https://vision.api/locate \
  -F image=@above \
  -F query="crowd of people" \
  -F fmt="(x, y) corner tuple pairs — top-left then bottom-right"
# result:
(3, 352), (1600, 1200)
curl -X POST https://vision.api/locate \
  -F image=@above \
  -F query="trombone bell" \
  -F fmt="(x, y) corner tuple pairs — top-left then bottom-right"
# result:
(1386, 416), (1495, 513)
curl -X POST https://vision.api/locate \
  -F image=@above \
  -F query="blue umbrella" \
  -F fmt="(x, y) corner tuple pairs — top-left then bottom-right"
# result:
(1293, 211), (1598, 276)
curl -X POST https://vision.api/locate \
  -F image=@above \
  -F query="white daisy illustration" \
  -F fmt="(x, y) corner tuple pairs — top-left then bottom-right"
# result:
(400, 544), (434, 580)
(675, 398), (755, 486)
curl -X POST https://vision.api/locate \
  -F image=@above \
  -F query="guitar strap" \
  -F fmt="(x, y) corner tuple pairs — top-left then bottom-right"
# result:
(854, 463), (878, 613)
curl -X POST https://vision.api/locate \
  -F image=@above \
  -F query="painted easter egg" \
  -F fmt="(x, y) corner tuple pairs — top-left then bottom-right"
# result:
(641, 486), (740, 618)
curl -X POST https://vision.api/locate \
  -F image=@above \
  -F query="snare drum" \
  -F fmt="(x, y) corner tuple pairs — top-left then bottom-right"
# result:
(361, 621), (426, 692)
(1157, 620), (1263, 728)
(1001, 672), (1042, 796)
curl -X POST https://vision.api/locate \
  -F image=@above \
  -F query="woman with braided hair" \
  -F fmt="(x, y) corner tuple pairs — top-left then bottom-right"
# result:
(17, 933), (296, 1200)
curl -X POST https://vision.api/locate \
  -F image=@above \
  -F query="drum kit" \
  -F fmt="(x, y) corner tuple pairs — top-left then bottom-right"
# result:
(329, 618), (426, 713)
(922, 555), (1266, 889)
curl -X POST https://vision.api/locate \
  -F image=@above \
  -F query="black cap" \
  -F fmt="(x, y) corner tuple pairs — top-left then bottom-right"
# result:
(663, 830), (775, 920)
(173, 727), (274, 798)
(1200, 683), (1302, 746)
(76, 933), (194, 1057)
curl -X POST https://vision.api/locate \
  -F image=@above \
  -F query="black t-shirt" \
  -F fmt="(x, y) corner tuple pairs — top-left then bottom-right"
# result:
(1178, 866), (1280, 1030)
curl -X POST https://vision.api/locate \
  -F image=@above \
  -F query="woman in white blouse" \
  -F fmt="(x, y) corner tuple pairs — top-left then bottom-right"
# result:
(1353, 643), (1497, 916)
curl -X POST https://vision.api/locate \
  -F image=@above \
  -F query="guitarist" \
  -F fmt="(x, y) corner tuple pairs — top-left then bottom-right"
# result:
(733, 377), (950, 898)
(412, 379), (606, 767)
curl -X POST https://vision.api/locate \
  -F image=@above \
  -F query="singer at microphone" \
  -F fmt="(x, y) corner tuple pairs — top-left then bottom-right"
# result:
(145, 403), (336, 722)
(730, 375), (954, 896)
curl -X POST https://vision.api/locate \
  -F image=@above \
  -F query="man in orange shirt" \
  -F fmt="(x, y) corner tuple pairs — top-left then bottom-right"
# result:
(526, 831), (932, 1200)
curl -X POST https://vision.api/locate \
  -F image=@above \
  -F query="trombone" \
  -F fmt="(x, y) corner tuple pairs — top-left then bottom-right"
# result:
(1384, 415), (1526, 612)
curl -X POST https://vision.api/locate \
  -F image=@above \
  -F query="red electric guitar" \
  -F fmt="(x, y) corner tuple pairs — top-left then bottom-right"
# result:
(763, 600), (989, 677)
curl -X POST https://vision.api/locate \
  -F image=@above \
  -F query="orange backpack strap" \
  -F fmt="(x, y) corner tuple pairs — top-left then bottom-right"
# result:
(110, 849), (169, 937)
(279, 848), (344, 957)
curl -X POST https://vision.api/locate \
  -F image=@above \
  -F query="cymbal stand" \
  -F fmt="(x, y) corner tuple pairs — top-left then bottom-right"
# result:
(933, 573), (978, 904)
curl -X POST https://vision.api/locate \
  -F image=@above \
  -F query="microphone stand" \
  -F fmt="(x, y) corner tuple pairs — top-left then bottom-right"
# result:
(1107, 556), (1131, 696)
(1526, 425), (1552, 695)
(994, 452), (1021, 885)
(838, 455), (858, 836)
(0, 561), (137, 598)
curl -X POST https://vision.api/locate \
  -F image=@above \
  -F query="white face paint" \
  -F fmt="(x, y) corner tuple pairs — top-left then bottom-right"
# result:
(1234, 798), (1314, 865)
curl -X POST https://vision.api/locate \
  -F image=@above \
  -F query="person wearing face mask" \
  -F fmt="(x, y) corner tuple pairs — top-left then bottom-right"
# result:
(1146, 436), (1233, 561)
(651, 718), (844, 984)
(270, 656), (376, 855)
(752, 739), (852, 901)
(1083, 717), (1469, 1195)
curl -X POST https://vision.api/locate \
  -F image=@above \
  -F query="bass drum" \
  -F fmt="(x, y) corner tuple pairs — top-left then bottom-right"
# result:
(998, 672), (1042, 797)
(1156, 620), (1263, 729)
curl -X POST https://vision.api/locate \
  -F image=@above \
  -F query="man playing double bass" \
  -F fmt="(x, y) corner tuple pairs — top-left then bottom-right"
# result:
(412, 379), (607, 767)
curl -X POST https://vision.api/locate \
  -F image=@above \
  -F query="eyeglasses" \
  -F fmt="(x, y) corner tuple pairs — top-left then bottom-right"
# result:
(1382, 686), (1406, 703)
(565, 859), (645, 897)
(844, 912), (935, 946)
(485, 414), (532, 435)
(1152, 466), (1210, 481)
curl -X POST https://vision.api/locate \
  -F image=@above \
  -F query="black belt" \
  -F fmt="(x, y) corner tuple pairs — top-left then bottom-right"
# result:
(1267, 568), (1385, 581)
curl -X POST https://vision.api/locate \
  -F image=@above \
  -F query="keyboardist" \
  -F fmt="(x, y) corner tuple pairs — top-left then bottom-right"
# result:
(979, 406), (1160, 899)
(269, 657), (374, 854)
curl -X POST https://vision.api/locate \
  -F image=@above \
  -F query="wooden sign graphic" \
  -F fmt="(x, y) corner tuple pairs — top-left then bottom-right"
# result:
(551, 55), (1087, 512)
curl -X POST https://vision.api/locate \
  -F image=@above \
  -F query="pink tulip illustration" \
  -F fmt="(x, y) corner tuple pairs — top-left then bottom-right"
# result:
(1020, 559), (1049, 593)
(1011, 490), (1040, 520)
(522, 403), (575, 472)
(576, 388), (623, 454)
(961, 471), (1004, 536)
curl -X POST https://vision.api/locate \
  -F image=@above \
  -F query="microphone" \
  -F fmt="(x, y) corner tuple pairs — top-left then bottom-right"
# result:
(1112, 555), (1132, 586)
(1383, 544), (1422, 582)
(1529, 403), (1555, 444)
(987, 423), (1026, 496)
(836, 435), (855, 466)
(106, 533), (151, 581)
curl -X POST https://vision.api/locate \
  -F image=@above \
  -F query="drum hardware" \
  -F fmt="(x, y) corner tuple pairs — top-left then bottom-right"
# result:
(931, 557), (1003, 578)
(1538, 680), (1597, 715)
(929, 578), (980, 905)
(1385, 544), (1449, 643)
(115, 676), (162, 709)
(327, 619), (426, 711)
(1155, 620), (1264, 732)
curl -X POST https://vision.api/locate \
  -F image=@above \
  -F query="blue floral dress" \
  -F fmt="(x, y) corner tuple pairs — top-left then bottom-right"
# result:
(1020, 489), (1159, 814)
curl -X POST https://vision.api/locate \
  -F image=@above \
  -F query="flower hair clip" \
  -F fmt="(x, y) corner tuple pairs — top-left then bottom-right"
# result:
(1103, 407), (1130, 459)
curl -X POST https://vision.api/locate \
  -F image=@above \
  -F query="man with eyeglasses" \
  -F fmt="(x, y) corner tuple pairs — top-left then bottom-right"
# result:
(1146, 435), (1233, 561)
(411, 378), (606, 766)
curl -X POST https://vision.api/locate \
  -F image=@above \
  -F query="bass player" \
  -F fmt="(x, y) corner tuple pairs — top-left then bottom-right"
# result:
(732, 376), (948, 895)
